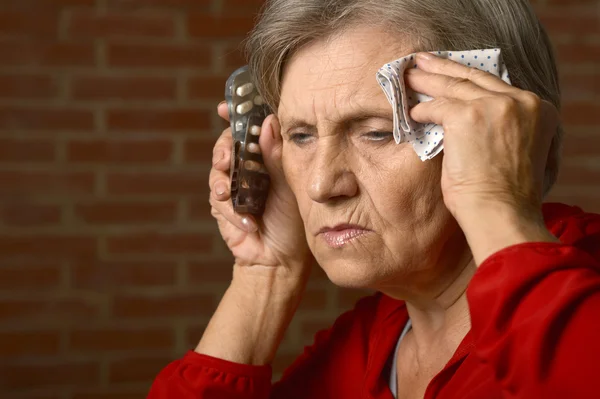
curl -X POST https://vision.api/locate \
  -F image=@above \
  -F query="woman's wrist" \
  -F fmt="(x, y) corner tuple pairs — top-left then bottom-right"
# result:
(195, 263), (309, 366)
(455, 199), (559, 266)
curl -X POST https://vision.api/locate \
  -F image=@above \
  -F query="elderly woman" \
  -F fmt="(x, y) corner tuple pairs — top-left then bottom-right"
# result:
(150, 0), (600, 397)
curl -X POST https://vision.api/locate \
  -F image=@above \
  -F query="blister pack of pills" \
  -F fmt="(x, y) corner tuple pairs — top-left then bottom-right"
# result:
(225, 66), (271, 216)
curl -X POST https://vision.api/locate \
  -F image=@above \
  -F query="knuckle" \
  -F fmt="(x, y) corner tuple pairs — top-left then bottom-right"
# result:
(519, 91), (541, 112)
(466, 67), (485, 81)
(446, 77), (470, 93)
(495, 95), (519, 117)
(463, 102), (482, 124)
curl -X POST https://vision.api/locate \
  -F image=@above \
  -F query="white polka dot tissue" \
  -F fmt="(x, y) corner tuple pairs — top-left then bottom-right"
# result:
(376, 49), (511, 161)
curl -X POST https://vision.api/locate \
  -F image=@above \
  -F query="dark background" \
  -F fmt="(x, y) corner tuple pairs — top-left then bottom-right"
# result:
(0, 0), (598, 397)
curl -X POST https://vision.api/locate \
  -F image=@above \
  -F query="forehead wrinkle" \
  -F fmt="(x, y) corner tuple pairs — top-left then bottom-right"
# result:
(278, 26), (416, 132)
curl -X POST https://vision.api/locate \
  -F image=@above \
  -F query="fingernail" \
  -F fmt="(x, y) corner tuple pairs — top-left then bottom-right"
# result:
(241, 217), (258, 233)
(213, 151), (224, 166)
(218, 100), (226, 107)
(417, 52), (434, 62)
(215, 182), (226, 196)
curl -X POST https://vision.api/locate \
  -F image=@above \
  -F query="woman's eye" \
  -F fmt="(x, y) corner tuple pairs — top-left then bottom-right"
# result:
(290, 133), (313, 145)
(364, 131), (393, 141)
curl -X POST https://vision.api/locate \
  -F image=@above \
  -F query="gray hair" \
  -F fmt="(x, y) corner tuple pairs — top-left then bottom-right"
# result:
(244, 0), (563, 195)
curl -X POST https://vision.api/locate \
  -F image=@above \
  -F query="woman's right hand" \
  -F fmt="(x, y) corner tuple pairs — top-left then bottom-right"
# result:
(209, 102), (313, 282)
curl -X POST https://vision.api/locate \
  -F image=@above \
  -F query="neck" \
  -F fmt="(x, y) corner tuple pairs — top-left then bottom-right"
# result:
(405, 252), (475, 359)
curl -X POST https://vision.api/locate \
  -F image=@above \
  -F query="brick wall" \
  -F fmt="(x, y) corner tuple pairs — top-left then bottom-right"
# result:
(0, 0), (598, 397)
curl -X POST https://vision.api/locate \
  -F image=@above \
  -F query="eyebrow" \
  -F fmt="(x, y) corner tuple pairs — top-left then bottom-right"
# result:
(280, 108), (393, 134)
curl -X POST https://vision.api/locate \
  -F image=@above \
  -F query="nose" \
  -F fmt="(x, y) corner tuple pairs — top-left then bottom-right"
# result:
(307, 141), (358, 203)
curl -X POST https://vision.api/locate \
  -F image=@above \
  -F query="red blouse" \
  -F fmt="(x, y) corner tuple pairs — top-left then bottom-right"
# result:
(149, 203), (600, 398)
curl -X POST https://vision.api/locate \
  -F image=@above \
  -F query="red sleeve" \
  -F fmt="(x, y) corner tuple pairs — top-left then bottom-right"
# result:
(148, 293), (381, 399)
(467, 234), (600, 398)
(148, 351), (272, 399)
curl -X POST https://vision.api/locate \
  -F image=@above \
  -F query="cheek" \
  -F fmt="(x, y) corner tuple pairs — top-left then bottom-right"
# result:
(365, 155), (443, 221)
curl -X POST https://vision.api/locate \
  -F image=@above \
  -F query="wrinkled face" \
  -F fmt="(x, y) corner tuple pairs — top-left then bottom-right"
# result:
(278, 26), (465, 295)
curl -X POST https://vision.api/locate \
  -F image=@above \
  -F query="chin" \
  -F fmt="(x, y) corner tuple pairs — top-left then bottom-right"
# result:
(309, 233), (394, 289)
(317, 256), (386, 289)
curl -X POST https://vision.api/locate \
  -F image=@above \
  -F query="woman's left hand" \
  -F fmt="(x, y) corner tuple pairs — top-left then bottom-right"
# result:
(405, 51), (560, 264)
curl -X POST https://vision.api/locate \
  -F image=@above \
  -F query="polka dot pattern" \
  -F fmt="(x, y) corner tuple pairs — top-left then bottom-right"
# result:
(376, 48), (512, 161)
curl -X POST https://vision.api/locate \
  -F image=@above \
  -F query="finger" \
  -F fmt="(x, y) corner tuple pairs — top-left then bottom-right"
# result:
(212, 127), (232, 172)
(210, 191), (258, 233)
(209, 166), (231, 201)
(218, 101), (230, 122)
(416, 52), (514, 94)
(405, 68), (490, 101)
(409, 97), (465, 126)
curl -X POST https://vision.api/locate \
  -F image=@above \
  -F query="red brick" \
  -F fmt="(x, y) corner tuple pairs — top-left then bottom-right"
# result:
(0, 107), (94, 131)
(72, 388), (153, 399)
(0, 171), (95, 196)
(562, 130), (600, 158)
(0, 40), (95, 67)
(0, 331), (60, 356)
(0, 0), (96, 10)
(1, 203), (62, 226)
(109, 356), (173, 383)
(298, 286), (328, 310)
(0, 74), (58, 99)
(556, 163), (600, 186)
(68, 11), (175, 38)
(309, 264), (330, 282)
(0, 138), (55, 162)
(69, 327), (174, 352)
(224, 0), (264, 7)
(546, 0), (599, 4)
(188, 197), (212, 221)
(0, 263), (61, 290)
(107, 109), (210, 131)
(106, 232), (212, 255)
(337, 288), (374, 310)
(185, 323), (207, 347)
(72, 75), (177, 100)
(546, 192), (600, 214)
(562, 102), (600, 126)
(560, 73), (600, 101)
(108, 43), (211, 68)
(0, 235), (96, 258)
(67, 140), (173, 163)
(112, 293), (214, 318)
(74, 201), (176, 224)
(72, 260), (177, 289)
(184, 137), (216, 163)
(224, 44), (246, 69)
(556, 43), (600, 65)
(106, 171), (208, 195)
(300, 318), (332, 344)
(0, 361), (99, 389)
(272, 351), (298, 376)
(0, 12), (58, 37)
(188, 75), (228, 100)
(107, 0), (211, 8)
(187, 259), (234, 284)
(8, 393), (61, 399)
(187, 14), (255, 38)
(0, 298), (100, 322)
(538, 9), (600, 36)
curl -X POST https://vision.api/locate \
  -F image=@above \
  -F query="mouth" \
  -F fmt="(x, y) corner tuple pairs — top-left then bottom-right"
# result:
(317, 224), (371, 249)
